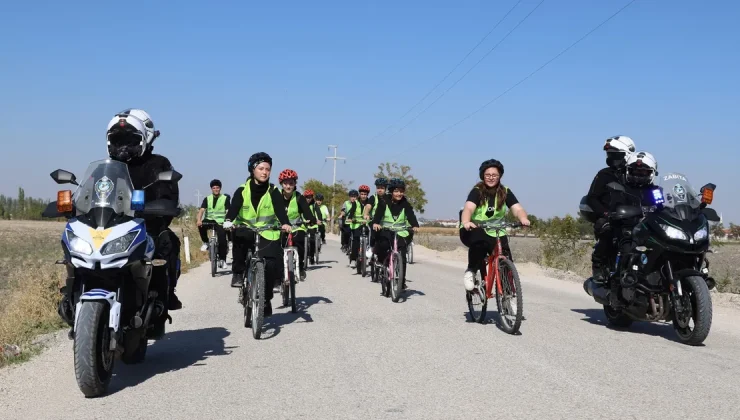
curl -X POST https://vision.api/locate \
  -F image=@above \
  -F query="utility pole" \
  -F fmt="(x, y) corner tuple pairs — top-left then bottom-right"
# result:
(195, 189), (202, 206)
(325, 145), (346, 234)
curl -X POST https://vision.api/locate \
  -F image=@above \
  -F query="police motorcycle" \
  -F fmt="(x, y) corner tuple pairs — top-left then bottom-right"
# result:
(43, 159), (182, 397)
(580, 172), (720, 346)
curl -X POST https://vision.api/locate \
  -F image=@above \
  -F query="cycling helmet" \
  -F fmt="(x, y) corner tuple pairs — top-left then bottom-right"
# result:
(388, 178), (406, 191)
(348, 189), (359, 197)
(106, 114), (150, 162)
(359, 184), (371, 193)
(304, 189), (315, 197)
(316, 193), (324, 200)
(210, 179), (222, 188)
(278, 169), (298, 182)
(604, 135), (636, 168)
(625, 151), (658, 186)
(479, 159), (504, 180)
(374, 177), (388, 187)
(248, 152), (272, 173)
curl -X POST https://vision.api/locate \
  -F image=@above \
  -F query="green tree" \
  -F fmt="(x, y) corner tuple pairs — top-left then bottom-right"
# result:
(711, 222), (726, 239)
(302, 178), (351, 223)
(374, 162), (428, 214)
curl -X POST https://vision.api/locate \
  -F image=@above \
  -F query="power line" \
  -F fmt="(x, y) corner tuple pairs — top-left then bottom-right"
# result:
(359, 0), (525, 145)
(351, 0), (545, 160)
(392, 0), (638, 158)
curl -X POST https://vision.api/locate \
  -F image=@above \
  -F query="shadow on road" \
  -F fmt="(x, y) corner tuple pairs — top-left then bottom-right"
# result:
(399, 288), (426, 302)
(262, 296), (333, 340)
(307, 264), (334, 271)
(108, 327), (234, 395)
(571, 308), (697, 345)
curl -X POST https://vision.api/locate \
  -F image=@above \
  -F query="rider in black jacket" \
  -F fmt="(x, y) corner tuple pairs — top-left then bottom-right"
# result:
(586, 135), (636, 285)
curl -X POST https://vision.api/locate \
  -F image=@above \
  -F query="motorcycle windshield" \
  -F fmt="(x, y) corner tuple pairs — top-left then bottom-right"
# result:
(658, 172), (701, 220)
(73, 159), (135, 220)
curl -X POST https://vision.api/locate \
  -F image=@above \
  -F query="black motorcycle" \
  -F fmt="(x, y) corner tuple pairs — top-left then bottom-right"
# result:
(580, 172), (719, 346)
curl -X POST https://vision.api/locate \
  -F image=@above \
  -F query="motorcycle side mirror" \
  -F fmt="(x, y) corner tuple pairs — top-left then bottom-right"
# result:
(157, 170), (183, 183)
(50, 169), (78, 186)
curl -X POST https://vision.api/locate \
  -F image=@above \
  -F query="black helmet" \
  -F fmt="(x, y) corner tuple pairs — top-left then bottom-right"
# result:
(248, 152), (272, 173)
(348, 189), (359, 197)
(210, 179), (222, 188)
(316, 193), (324, 200)
(375, 177), (388, 187)
(479, 159), (504, 180)
(388, 177), (406, 191)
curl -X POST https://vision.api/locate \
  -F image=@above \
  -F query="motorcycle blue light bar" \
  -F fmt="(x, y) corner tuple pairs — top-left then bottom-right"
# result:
(131, 190), (145, 211)
(652, 187), (665, 205)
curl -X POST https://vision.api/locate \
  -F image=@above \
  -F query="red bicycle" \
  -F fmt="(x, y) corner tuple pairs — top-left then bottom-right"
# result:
(466, 221), (524, 334)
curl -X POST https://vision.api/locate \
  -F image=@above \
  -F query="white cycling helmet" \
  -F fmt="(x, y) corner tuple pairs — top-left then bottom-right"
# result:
(106, 113), (150, 162)
(625, 151), (658, 186)
(603, 135), (636, 168)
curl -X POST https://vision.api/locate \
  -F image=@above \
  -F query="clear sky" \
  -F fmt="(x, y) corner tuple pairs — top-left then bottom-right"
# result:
(1, 0), (738, 221)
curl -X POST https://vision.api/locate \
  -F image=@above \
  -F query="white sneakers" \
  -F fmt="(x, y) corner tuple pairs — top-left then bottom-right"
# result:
(200, 244), (208, 252)
(464, 270), (475, 291)
(365, 248), (373, 259)
(350, 260), (357, 269)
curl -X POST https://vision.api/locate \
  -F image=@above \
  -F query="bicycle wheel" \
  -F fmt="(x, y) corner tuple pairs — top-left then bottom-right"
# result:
(466, 271), (487, 323)
(380, 265), (389, 297)
(496, 259), (523, 334)
(356, 237), (364, 275)
(390, 252), (404, 303)
(209, 242), (217, 277)
(288, 253), (297, 313)
(360, 239), (368, 278)
(251, 261), (266, 339)
(243, 271), (252, 328)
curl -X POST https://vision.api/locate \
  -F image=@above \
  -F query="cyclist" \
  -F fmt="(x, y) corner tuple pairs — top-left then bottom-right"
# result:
(223, 152), (292, 318)
(460, 159), (530, 292)
(363, 177), (387, 220)
(371, 178), (419, 290)
(278, 169), (317, 281)
(338, 191), (357, 253)
(586, 135), (636, 286)
(347, 185), (371, 268)
(315, 193), (330, 244)
(197, 179), (231, 268)
(302, 189), (324, 265)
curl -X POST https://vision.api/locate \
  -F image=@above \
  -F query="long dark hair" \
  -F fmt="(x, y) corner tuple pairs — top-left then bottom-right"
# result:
(474, 181), (506, 211)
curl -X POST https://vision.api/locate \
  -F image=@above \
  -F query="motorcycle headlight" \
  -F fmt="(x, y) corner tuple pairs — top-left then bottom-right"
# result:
(101, 231), (139, 255)
(660, 224), (688, 241)
(693, 226), (708, 242)
(67, 230), (93, 255)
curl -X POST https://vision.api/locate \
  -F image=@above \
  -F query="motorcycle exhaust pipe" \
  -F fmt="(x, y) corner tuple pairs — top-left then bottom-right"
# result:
(583, 278), (610, 306)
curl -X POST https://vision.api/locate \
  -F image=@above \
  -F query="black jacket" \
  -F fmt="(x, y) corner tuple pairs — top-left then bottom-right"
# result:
(126, 152), (180, 234)
(586, 167), (623, 218)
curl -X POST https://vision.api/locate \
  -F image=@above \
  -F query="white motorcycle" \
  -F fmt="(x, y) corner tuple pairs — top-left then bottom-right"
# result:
(46, 159), (181, 398)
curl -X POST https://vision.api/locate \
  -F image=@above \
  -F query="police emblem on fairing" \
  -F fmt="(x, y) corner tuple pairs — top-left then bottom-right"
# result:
(95, 176), (114, 201)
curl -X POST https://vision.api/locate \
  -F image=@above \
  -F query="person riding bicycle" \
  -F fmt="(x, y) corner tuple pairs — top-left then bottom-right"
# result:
(371, 178), (419, 290)
(223, 152), (291, 318)
(606, 151), (659, 308)
(315, 193), (330, 244)
(347, 185), (372, 268)
(278, 169), (316, 281)
(586, 135), (636, 286)
(460, 159), (530, 292)
(303, 189), (324, 264)
(363, 177), (388, 221)
(339, 191), (357, 252)
(197, 179), (231, 268)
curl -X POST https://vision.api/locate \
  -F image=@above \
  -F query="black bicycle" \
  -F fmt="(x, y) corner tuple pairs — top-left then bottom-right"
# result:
(201, 222), (221, 277)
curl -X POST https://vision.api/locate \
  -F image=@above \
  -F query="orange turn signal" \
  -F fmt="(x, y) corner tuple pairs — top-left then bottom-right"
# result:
(57, 190), (73, 213)
(701, 188), (714, 205)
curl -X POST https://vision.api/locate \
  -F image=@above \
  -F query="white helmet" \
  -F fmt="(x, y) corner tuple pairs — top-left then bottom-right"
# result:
(106, 113), (150, 162)
(603, 135), (636, 168)
(116, 109), (158, 144)
(625, 151), (658, 186)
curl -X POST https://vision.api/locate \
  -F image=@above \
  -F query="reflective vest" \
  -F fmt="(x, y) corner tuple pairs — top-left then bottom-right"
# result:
(235, 181), (280, 241)
(205, 194), (227, 224)
(350, 200), (368, 230)
(470, 186), (509, 238)
(284, 191), (306, 233)
(305, 202), (319, 230)
(320, 205), (329, 220)
(381, 203), (409, 238)
(369, 195), (382, 218)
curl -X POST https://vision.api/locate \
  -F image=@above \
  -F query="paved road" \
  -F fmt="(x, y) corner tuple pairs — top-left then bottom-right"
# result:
(1, 237), (739, 419)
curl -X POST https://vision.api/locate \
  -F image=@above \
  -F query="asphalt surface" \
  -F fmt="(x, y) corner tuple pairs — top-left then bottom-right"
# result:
(1, 236), (739, 419)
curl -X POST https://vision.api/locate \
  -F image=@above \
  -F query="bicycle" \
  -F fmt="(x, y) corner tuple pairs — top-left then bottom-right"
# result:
(465, 221), (524, 334)
(201, 222), (221, 277)
(308, 224), (321, 266)
(375, 225), (408, 303)
(407, 240), (414, 264)
(281, 229), (300, 313)
(355, 220), (371, 277)
(234, 225), (281, 339)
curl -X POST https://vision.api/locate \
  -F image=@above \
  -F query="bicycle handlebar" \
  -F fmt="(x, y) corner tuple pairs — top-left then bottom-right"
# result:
(233, 225), (282, 233)
(475, 221), (524, 230)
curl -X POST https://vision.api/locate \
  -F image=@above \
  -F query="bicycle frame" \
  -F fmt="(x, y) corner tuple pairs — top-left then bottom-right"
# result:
(476, 222), (520, 299)
(283, 231), (300, 283)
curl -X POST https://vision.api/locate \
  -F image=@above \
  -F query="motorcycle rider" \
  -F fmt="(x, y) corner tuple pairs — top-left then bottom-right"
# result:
(197, 179), (231, 268)
(606, 151), (659, 308)
(106, 109), (182, 338)
(347, 185), (371, 268)
(223, 152), (291, 317)
(315, 193), (330, 244)
(586, 135), (636, 286)
(278, 169), (317, 281)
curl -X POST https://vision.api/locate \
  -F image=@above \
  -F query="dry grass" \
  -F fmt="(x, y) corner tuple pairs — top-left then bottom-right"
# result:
(0, 219), (209, 367)
(417, 226), (458, 236)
